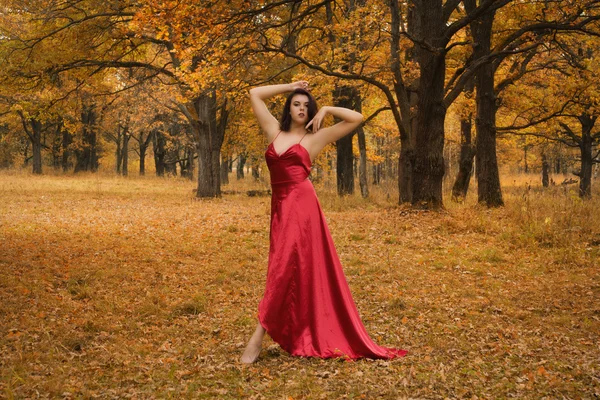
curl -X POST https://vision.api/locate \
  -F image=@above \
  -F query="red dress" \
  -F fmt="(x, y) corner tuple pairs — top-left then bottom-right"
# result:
(257, 132), (407, 360)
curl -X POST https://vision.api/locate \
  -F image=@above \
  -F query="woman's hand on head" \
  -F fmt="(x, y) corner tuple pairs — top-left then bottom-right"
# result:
(305, 106), (329, 133)
(290, 81), (310, 91)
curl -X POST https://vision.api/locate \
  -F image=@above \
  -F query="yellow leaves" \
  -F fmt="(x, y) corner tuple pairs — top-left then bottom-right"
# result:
(6, 329), (23, 340)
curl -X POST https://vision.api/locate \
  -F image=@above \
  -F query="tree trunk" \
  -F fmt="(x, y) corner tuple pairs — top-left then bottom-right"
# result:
(398, 145), (414, 202)
(211, 97), (228, 196)
(139, 141), (146, 176)
(471, 6), (503, 207)
(372, 136), (382, 185)
(541, 152), (549, 187)
(237, 153), (246, 179)
(336, 134), (354, 195)
(152, 129), (166, 177)
(523, 139), (529, 173)
(220, 155), (230, 184)
(373, 163), (381, 185)
(62, 128), (72, 172)
(333, 84), (356, 196)
(187, 147), (195, 180)
(452, 115), (476, 202)
(17, 111), (43, 174)
(74, 104), (98, 173)
(391, 0), (417, 203)
(578, 114), (595, 198)
(357, 124), (368, 198)
(116, 125), (123, 174)
(410, 0), (446, 208)
(137, 130), (153, 176)
(51, 123), (62, 171)
(185, 91), (225, 198)
(122, 130), (129, 177)
(554, 157), (561, 174)
(192, 96), (215, 196)
(31, 119), (43, 175)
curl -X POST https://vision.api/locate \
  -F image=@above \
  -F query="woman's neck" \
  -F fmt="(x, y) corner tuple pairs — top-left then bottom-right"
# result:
(288, 121), (307, 134)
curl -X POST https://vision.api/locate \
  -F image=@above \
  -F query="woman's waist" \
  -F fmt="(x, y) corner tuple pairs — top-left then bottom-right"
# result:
(270, 176), (311, 187)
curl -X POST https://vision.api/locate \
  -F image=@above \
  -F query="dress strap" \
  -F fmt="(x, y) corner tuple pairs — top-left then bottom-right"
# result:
(270, 130), (282, 145)
(298, 132), (307, 145)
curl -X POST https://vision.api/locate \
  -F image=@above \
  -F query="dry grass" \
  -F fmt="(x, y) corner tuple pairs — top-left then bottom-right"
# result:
(0, 170), (598, 399)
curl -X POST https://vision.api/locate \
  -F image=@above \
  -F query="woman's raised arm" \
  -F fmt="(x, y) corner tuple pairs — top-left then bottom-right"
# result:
(249, 81), (309, 138)
(306, 106), (363, 148)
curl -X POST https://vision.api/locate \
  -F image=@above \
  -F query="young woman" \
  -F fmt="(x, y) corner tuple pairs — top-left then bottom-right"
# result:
(240, 81), (407, 363)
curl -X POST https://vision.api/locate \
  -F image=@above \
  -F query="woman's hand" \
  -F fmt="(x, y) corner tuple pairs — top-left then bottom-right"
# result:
(290, 81), (310, 91)
(305, 106), (329, 133)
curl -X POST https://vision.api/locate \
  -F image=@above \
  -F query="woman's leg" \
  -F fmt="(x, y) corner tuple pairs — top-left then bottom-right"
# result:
(240, 322), (266, 363)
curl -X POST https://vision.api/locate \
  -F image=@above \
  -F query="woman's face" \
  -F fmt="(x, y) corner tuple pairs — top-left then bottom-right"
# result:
(289, 94), (310, 125)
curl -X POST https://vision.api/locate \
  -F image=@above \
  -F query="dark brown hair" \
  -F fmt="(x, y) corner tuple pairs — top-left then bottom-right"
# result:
(279, 89), (318, 132)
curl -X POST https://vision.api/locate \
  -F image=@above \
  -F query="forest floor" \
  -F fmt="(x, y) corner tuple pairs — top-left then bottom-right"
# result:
(0, 170), (599, 399)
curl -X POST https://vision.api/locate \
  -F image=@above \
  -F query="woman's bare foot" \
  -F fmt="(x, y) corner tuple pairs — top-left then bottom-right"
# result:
(240, 339), (262, 363)
(240, 323), (266, 364)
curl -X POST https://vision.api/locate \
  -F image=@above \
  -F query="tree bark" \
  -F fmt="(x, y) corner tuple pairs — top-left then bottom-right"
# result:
(469, 5), (503, 207)
(252, 160), (260, 180)
(121, 128), (129, 177)
(220, 155), (230, 184)
(211, 97), (228, 196)
(31, 119), (43, 175)
(132, 130), (153, 176)
(139, 137), (147, 176)
(61, 128), (72, 172)
(411, 0), (446, 208)
(74, 104), (99, 173)
(523, 138), (529, 173)
(152, 128), (166, 177)
(357, 124), (368, 198)
(541, 152), (549, 187)
(237, 153), (246, 179)
(182, 91), (227, 197)
(51, 123), (62, 171)
(336, 133), (354, 195)
(116, 125), (123, 174)
(186, 146), (195, 180)
(392, 0), (418, 203)
(578, 114), (596, 198)
(333, 84), (356, 196)
(18, 111), (43, 174)
(452, 115), (476, 202)
(191, 94), (215, 196)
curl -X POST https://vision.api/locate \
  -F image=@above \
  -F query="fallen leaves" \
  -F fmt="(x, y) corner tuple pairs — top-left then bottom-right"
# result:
(0, 173), (598, 398)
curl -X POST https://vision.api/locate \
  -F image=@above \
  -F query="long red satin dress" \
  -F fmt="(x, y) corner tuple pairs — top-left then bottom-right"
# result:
(257, 131), (407, 360)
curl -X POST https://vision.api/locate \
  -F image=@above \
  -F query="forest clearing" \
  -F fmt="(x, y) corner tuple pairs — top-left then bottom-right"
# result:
(1, 172), (598, 399)
(2, 1), (600, 397)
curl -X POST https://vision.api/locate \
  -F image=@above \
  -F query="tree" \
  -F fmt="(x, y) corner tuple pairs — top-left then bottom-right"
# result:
(498, 29), (600, 198)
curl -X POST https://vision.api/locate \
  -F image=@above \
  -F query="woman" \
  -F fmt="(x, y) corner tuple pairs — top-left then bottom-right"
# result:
(240, 81), (407, 363)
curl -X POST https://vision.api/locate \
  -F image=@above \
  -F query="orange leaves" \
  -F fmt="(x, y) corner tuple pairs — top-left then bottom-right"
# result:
(1, 171), (600, 397)
(5, 329), (23, 340)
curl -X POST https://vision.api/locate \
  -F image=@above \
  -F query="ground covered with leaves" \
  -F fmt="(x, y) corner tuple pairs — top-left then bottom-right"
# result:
(1, 171), (599, 399)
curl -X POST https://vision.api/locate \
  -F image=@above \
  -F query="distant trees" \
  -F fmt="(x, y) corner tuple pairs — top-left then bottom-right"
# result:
(0, 0), (598, 202)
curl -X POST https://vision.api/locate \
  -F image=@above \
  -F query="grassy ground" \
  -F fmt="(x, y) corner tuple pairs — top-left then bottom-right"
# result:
(0, 170), (598, 399)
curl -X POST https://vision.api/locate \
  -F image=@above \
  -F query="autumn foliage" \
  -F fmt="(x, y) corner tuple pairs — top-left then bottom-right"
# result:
(0, 1), (600, 395)
(1, 172), (599, 397)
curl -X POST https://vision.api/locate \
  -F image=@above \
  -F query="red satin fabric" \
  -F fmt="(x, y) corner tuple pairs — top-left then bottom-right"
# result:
(258, 137), (407, 360)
